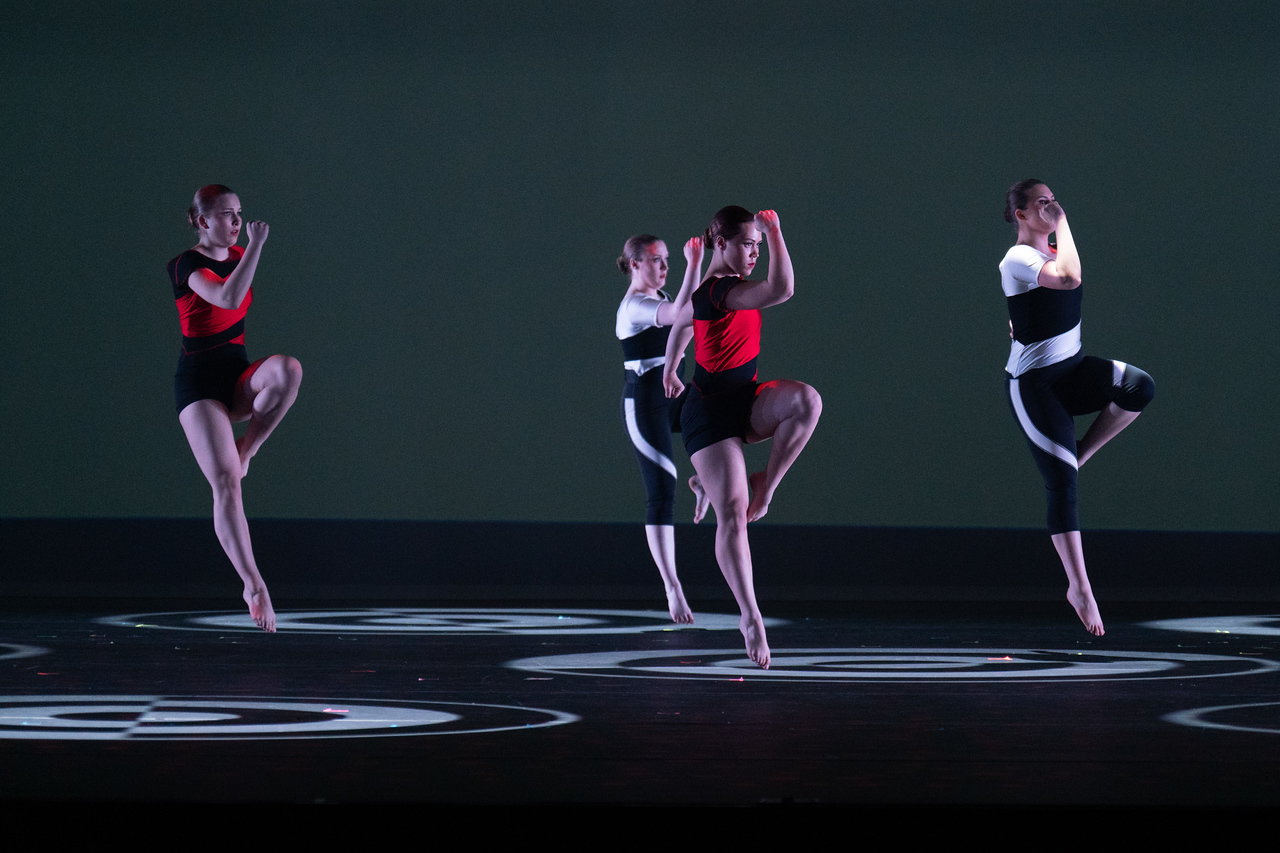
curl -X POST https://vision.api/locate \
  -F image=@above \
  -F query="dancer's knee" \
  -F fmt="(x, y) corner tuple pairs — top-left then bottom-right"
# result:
(792, 384), (822, 424)
(274, 355), (304, 391)
(209, 469), (243, 503)
(1114, 364), (1153, 412)
(716, 494), (750, 534)
(640, 461), (675, 525)
(646, 497), (674, 526)
(1046, 483), (1079, 535)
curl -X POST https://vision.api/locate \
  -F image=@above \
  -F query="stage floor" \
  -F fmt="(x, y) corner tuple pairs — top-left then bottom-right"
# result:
(3, 598), (1280, 808)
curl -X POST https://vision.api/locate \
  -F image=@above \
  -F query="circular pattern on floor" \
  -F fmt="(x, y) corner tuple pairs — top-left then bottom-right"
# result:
(507, 647), (1280, 682)
(1140, 614), (1280, 636)
(0, 643), (47, 661)
(0, 695), (578, 740)
(1165, 701), (1280, 735)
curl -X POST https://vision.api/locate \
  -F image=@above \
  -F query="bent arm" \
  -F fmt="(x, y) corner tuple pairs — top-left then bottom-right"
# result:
(664, 236), (706, 323)
(655, 300), (679, 328)
(662, 301), (694, 398)
(187, 222), (268, 308)
(1037, 211), (1081, 290)
(724, 212), (794, 310)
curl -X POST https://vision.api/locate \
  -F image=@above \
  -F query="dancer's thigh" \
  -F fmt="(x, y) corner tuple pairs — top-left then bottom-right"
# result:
(690, 437), (750, 514)
(746, 379), (815, 443)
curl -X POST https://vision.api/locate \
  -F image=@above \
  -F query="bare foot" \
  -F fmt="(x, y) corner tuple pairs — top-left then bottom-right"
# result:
(689, 476), (710, 524)
(1067, 585), (1104, 636)
(235, 434), (254, 478)
(243, 586), (276, 633)
(740, 614), (770, 669)
(666, 586), (694, 624)
(746, 471), (771, 522)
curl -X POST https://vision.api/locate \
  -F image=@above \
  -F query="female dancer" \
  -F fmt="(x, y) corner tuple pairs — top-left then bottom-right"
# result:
(168, 185), (303, 632)
(662, 208), (822, 668)
(616, 234), (710, 623)
(1001, 179), (1154, 636)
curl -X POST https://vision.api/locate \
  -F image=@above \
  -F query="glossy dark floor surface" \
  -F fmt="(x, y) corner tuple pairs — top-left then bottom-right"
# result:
(3, 598), (1280, 808)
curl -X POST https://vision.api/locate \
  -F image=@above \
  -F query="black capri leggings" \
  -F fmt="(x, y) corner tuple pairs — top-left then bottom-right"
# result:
(621, 366), (686, 525)
(1007, 353), (1154, 534)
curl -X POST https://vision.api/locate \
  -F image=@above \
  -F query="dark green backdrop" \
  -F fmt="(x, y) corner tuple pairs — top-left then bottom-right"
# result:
(1, 1), (1275, 530)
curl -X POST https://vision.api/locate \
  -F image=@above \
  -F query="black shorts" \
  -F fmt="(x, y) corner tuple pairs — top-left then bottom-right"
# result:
(174, 344), (252, 412)
(680, 380), (759, 456)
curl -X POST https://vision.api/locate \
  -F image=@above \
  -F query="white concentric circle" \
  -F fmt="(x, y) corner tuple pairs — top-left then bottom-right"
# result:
(1165, 702), (1280, 735)
(0, 643), (48, 661)
(506, 647), (1280, 682)
(96, 608), (778, 635)
(0, 695), (578, 740)
(1141, 615), (1280, 637)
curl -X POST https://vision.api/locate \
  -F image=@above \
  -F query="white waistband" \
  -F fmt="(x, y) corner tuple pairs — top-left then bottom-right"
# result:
(1006, 322), (1082, 377)
(624, 356), (666, 376)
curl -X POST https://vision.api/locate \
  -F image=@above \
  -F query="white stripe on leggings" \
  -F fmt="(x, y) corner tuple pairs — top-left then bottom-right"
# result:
(623, 397), (678, 479)
(1009, 378), (1078, 471)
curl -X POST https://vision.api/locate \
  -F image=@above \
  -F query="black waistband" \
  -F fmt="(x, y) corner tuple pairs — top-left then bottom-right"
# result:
(693, 358), (757, 396)
(182, 319), (245, 355)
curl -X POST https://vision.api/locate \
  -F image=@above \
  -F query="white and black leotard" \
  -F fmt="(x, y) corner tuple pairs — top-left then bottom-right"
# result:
(617, 290), (687, 525)
(1002, 244), (1154, 534)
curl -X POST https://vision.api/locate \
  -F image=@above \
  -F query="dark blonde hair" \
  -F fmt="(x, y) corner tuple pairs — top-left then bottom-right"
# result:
(616, 234), (661, 275)
(187, 184), (236, 230)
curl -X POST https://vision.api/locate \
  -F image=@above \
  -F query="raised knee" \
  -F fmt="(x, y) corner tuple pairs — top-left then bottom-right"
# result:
(791, 385), (822, 423)
(277, 356), (303, 388)
(1117, 365), (1153, 412)
(258, 356), (302, 395)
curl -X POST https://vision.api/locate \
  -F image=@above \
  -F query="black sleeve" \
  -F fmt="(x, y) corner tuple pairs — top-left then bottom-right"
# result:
(168, 252), (194, 299)
(707, 276), (742, 312)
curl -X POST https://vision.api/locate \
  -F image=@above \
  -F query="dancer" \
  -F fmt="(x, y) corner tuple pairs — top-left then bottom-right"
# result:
(1001, 179), (1154, 636)
(168, 185), (303, 632)
(663, 207), (822, 668)
(616, 234), (710, 623)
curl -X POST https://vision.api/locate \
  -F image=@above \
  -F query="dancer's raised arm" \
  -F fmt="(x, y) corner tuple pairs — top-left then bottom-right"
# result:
(668, 235), (706, 315)
(1037, 202), (1081, 289)
(722, 210), (794, 310)
(189, 219), (269, 309)
(1011, 188), (1081, 290)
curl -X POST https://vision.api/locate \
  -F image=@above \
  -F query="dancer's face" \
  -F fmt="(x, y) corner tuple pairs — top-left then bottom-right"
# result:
(1015, 184), (1056, 231)
(632, 240), (669, 289)
(199, 194), (243, 247)
(718, 224), (762, 277)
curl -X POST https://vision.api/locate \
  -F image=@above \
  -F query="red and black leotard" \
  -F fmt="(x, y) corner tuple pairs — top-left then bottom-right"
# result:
(167, 247), (255, 412)
(169, 247), (252, 352)
(680, 275), (764, 455)
(691, 275), (761, 395)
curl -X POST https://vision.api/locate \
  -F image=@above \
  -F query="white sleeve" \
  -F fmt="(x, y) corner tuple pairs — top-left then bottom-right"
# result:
(1000, 245), (1049, 296)
(616, 293), (666, 338)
